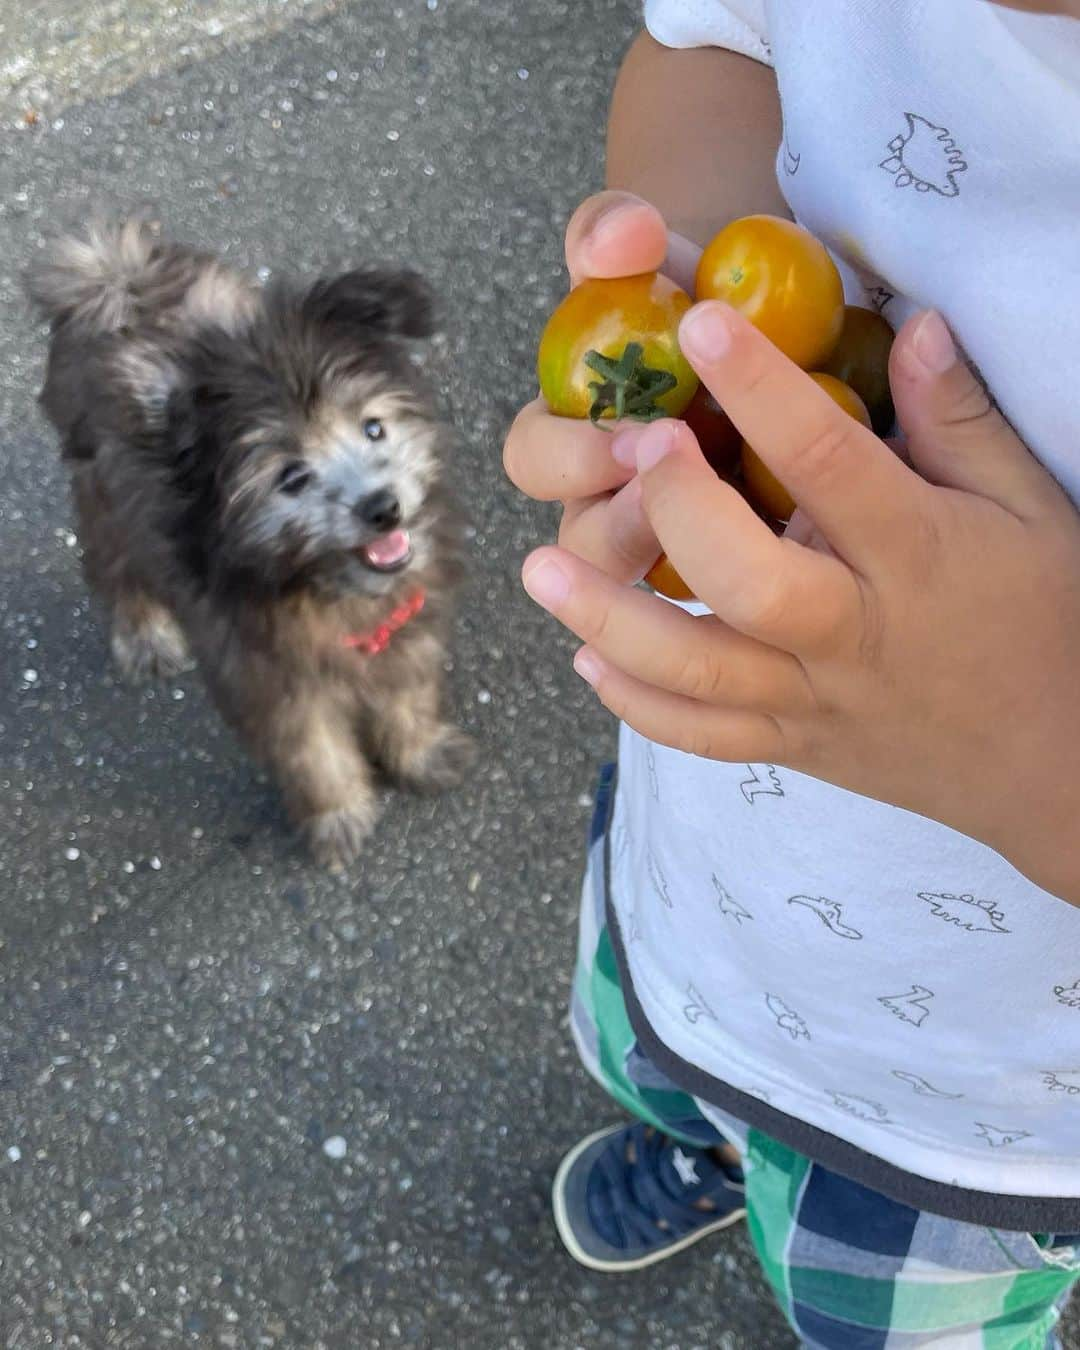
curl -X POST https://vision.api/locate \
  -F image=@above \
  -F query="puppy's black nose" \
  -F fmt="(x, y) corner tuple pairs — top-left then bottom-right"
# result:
(354, 489), (402, 532)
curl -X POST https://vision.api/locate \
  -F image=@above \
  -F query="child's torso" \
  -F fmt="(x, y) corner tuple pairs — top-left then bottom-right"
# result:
(612, 0), (1080, 1220)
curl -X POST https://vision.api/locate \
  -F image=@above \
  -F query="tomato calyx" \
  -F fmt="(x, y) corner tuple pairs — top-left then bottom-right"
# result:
(583, 342), (678, 425)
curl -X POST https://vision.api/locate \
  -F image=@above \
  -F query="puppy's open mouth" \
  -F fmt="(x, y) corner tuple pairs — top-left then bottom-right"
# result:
(359, 528), (412, 573)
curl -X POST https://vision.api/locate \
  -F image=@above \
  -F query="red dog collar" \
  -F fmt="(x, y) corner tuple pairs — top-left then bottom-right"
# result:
(342, 589), (426, 656)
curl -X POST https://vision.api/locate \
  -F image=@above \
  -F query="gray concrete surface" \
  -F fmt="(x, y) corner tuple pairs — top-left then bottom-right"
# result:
(0, 2), (790, 1346)
(0, 0), (342, 121)
(0, 3), (1074, 1348)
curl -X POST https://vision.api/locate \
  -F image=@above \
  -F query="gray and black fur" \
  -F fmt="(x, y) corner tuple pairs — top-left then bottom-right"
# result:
(29, 219), (472, 866)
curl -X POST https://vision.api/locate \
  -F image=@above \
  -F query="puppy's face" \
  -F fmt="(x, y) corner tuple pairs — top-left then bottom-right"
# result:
(221, 373), (440, 597)
(157, 269), (446, 600)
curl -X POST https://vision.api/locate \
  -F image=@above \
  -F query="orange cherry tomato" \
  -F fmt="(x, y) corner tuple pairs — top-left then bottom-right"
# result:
(537, 274), (699, 422)
(741, 373), (872, 524)
(681, 384), (742, 479)
(645, 553), (695, 602)
(820, 305), (896, 436)
(695, 215), (845, 371)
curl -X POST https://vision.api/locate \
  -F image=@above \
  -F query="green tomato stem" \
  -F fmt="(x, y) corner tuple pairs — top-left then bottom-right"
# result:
(583, 343), (678, 426)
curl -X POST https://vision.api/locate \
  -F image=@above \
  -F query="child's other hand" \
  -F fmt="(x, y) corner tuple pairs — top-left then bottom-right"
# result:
(503, 191), (700, 581)
(522, 301), (1080, 903)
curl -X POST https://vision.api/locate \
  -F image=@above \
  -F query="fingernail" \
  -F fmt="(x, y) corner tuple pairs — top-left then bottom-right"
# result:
(911, 310), (957, 374)
(611, 422), (646, 468)
(522, 557), (570, 609)
(573, 648), (605, 686)
(679, 302), (736, 364)
(635, 420), (678, 473)
(584, 201), (645, 261)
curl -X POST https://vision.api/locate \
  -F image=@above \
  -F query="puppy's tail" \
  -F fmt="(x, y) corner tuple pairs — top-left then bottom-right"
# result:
(27, 217), (168, 334)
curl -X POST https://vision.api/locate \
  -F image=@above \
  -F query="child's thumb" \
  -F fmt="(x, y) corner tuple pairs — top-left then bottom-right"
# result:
(889, 311), (1058, 512)
(565, 191), (669, 286)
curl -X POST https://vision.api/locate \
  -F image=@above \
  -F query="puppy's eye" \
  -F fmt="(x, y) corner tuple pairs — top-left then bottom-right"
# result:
(362, 418), (385, 442)
(277, 461), (313, 495)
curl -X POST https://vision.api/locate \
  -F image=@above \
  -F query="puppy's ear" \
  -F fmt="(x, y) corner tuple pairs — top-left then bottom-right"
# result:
(301, 268), (436, 342)
(163, 378), (207, 460)
(116, 344), (189, 437)
(115, 344), (212, 473)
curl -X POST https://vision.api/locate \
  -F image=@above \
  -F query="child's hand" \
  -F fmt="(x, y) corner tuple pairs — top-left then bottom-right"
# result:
(522, 301), (1080, 903)
(503, 191), (700, 581)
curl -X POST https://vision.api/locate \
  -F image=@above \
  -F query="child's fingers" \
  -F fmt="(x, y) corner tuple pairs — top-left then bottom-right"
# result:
(557, 478), (660, 583)
(661, 231), (705, 297)
(522, 545), (810, 713)
(571, 648), (788, 766)
(633, 421), (861, 655)
(503, 399), (635, 503)
(889, 311), (1067, 519)
(565, 191), (669, 286)
(677, 302), (928, 570)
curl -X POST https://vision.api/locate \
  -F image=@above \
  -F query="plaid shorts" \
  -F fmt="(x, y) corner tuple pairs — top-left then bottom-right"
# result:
(569, 767), (1080, 1349)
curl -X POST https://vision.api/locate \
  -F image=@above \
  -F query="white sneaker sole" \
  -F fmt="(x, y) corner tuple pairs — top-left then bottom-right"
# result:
(551, 1124), (747, 1273)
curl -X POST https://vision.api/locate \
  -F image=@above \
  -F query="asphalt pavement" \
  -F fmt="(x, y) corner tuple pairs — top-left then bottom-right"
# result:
(0, 3), (1074, 1348)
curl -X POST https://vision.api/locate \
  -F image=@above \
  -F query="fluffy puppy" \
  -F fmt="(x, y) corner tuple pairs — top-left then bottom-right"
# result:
(28, 219), (473, 866)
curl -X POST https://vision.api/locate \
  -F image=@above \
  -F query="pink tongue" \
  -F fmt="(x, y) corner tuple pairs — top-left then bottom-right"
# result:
(363, 528), (411, 568)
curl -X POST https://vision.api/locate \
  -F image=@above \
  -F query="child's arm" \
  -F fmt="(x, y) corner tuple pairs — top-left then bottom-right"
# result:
(504, 33), (786, 583)
(607, 32), (789, 248)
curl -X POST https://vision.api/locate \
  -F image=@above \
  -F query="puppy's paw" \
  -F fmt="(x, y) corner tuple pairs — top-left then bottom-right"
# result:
(304, 801), (379, 870)
(397, 725), (476, 794)
(111, 608), (192, 683)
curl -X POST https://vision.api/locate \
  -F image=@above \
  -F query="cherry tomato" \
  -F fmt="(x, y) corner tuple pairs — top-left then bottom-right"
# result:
(820, 305), (896, 436)
(741, 373), (872, 524)
(537, 274), (699, 423)
(695, 215), (845, 371)
(681, 384), (742, 478)
(645, 553), (695, 602)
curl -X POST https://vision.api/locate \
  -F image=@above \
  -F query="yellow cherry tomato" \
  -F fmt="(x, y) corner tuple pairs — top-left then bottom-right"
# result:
(695, 215), (845, 371)
(820, 305), (896, 436)
(645, 553), (696, 602)
(537, 274), (699, 423)
(741, 373), (872, 524)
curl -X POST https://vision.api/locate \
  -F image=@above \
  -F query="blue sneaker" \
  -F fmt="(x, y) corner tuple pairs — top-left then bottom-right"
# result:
(552, 1121), (747, 1271)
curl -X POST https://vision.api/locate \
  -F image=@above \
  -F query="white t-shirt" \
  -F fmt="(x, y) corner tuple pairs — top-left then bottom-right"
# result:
(608, 0), (1080, 1227)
